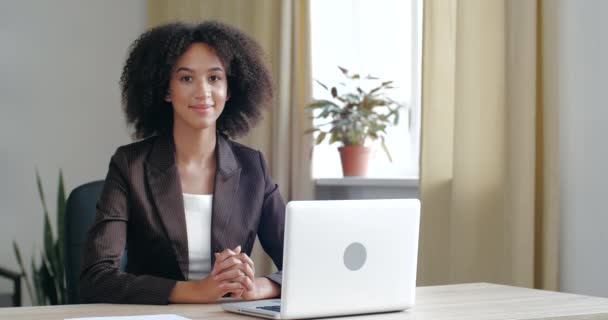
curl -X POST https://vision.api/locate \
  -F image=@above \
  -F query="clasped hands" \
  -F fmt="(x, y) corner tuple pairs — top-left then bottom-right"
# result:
(206, 245), (258, 300)
(170, 245), (279, 303)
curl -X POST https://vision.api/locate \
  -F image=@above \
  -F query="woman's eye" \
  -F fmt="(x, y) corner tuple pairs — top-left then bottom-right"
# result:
(180, 76), (193, 82)
(209, 75), (222, 82)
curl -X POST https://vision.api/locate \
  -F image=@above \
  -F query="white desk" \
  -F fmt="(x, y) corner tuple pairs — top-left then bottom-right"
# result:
(2, 283), (608, 320)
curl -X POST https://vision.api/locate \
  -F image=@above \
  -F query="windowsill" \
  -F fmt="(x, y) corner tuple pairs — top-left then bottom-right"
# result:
(315, 177), (419, 188)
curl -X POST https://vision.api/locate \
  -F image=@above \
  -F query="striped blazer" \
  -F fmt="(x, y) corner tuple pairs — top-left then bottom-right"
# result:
(79, 133), (285, 304)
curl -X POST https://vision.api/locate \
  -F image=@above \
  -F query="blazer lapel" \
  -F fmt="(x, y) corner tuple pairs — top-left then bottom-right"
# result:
(211, 134), (242, 264)
(145, 134), (189, 279)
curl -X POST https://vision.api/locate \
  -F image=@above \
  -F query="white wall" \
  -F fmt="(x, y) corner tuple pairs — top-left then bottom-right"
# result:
(556, 0), (608, 297)
(0, 0), (146, 304)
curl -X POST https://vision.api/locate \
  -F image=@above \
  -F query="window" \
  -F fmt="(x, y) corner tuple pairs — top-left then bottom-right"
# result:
(309, 0), (422, 179)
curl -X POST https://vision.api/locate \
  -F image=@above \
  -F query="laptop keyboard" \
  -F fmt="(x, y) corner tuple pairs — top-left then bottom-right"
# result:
(257, 305), (281, 312)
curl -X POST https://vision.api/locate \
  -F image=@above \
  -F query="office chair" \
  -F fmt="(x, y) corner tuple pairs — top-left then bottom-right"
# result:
(0, 266), (21, 307)
(64, 180), (127, 304)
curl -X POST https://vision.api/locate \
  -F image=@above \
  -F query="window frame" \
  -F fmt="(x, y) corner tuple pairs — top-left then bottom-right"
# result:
(308, 0), (423, 181)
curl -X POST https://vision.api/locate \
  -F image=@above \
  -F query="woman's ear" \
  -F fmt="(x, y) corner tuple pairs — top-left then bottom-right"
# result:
(165, 93), (171, 102)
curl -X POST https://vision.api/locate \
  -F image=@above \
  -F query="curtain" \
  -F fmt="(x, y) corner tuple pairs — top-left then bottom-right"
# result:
(419, 0), (559, 290)
(148, 0), (314, 276)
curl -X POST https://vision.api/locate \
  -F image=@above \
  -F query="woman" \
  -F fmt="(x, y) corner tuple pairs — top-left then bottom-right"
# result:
(79, 21), (284, 304)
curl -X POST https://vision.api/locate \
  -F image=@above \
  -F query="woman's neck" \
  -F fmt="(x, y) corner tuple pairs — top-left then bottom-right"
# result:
(173, 125), (217, 168)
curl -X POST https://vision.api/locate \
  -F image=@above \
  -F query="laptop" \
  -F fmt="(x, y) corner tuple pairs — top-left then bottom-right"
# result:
(221, 199), (420, 319)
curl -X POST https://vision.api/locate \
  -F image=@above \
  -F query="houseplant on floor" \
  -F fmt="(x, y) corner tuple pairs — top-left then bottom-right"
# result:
(13, 171), (67, 305)
(305, 66), (403, 176)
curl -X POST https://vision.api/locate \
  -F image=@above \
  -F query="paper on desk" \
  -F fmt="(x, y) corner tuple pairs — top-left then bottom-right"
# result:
(65, 314), (191, 320)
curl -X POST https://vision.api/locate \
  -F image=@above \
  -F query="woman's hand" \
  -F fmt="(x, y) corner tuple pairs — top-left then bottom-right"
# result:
(168, 246), (251, 303)
(212, 246), (280, 301)
(168, 274), (244, 303)
(241, 277), (280, 300)
(211, 246), (255, 299)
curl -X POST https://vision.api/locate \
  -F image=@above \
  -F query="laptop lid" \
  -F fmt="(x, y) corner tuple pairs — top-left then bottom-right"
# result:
(279, 198), (420, 319)
(221, 198), (420, 320)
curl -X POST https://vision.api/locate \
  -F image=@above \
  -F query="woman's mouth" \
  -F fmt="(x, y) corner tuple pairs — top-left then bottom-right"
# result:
(189, 104), (213, 114)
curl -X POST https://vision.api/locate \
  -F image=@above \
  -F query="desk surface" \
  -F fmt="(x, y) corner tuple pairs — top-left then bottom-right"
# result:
(2, 283), (608, 320)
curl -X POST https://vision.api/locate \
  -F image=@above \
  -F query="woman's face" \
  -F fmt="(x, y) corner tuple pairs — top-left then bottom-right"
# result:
(166, 42), (229, 133)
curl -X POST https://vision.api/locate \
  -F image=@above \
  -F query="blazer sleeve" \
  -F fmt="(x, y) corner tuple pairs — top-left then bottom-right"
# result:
(79, 148), (177, 304)
(256, 151), (286, 286)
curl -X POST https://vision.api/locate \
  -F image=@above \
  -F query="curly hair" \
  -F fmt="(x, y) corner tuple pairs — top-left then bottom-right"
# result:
(120, 21), (274, 139)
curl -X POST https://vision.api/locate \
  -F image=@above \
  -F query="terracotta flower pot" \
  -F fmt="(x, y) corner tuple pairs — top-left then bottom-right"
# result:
(338, 145), (371, 176)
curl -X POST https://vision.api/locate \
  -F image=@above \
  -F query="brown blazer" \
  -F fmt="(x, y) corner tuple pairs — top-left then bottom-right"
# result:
(79, 134), (285, 304)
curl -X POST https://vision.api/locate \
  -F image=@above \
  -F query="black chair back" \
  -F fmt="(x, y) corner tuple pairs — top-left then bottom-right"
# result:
(65, 180), (127, 304)
(0, 266), (21, 307)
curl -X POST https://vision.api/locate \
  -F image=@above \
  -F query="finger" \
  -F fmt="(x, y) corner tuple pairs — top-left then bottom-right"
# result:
(227, 275), (254, 292)
(237, 253), (255, 271)
(215, 256), (244, 275)
(242, 275), (254, 291)
(211, 258), (243, 276)
(219, 273), (253, 292)
(215, 248), (236, 264)
(232, 254), (255, 280)
(231, 289), (244, 299)
(214, 262), (251, 284)
(233, 245), (241, 254)
(242, 263), (255, 281)
(214, 268), (246, 282)
(229, 263), (252, 282)
(211, 249), (237, 276)
(219, 281), (245, 292)
(214, 262), (255, 285)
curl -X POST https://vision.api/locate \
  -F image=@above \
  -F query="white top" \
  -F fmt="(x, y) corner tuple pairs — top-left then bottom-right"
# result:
(182, 193), (213, 280)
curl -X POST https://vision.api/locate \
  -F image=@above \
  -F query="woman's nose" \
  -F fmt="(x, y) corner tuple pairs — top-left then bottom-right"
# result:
(195, 81), (211, 99)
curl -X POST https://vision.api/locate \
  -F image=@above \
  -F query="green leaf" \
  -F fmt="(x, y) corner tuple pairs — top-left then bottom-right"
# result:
(314, 79), (328, 91)
(56, 171), (66, 299)
(54, 242), (66, 304)
(319, 110), (330, 119)
(36, 170), (50, 218)
(343, 93), (360, 103)
(304, 128), (320, 134)
(367, 99), (388, 108)
(315, 131), (327, 145)
(304, 99), (339, 111)
(368, 86), (382, 95)
(31, 256), (43, 305)
(329, 131), (339, 144)
(43, 209), (55, 270)
(46, 246), (64, 305)
(37, 171), (56, 268)
(13, 241), (35, 305)
(335, 95), (347, 103)
(381, 137), (393, 162)
(40, 254), (58, 305)
(57, 171), (66, 252)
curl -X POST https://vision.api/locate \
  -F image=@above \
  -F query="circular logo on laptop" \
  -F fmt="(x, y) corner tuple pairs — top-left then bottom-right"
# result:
(344, 242), (367, 271)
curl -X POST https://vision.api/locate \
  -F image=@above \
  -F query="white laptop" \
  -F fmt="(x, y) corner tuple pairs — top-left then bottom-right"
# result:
(221, 199), (420, 319)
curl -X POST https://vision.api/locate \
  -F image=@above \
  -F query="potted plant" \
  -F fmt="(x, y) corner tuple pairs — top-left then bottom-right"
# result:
(13, 171), (67, 305)
(305, 66), (403, 176)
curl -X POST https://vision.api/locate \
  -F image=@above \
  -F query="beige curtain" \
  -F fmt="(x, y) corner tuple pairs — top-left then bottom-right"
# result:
(148, 0), (314, 275)
(419, 0), (559, 290)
